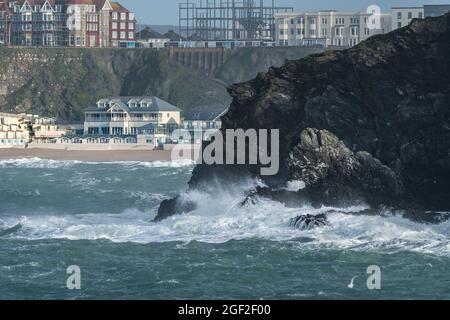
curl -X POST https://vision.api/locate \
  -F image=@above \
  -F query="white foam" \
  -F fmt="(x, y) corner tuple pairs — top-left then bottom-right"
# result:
(0, 157), (196, 169)
(2, 185), (449, 257)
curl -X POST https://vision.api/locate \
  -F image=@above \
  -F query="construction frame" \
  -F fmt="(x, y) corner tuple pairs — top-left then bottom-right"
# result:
(179, 0), (294, 41)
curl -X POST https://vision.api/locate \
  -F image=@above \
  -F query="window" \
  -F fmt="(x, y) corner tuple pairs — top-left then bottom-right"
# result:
(290, 28), (294, 35)
(419, 12), (423, 19)
(322, 18), (328, 25)
(128, 31), (134, 39)
(408, 12), (412, 19)
(112, 12), (118, 20)
(397, 12), (402, 20)
(121, 12), (126, 20)
(128, 22), (134, 30)
(120, 31), (125, 39)
(397, 22), (402, 29)
(112, 22), (117, 29)
(129, 13), (135, 20)
(112, 31), (117, 39)
(120, 22), (126, 29)
(290, 19), (294, 25)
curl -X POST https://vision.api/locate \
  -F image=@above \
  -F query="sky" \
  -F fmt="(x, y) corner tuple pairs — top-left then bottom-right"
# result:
(119, 0), (448, 25)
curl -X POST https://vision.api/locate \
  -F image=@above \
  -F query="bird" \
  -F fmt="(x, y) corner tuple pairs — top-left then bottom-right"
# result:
(347, 276), (357, 289)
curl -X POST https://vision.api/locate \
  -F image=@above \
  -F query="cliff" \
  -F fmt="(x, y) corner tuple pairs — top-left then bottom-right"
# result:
(0, 46), (323, 121)
(157, 13), (450, 221)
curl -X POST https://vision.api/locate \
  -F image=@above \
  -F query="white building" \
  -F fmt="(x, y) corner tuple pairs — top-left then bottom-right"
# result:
(182, 109), (227, 144)
(391, 5), (450, 30)
(391, 7), (424, 30)
(84, 96), (182, 146)
(275, 10), (391, 47)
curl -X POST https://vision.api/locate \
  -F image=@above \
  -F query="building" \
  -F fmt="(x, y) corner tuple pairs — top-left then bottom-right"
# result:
(32, 117), (67, 142)
(0, 112), (34, 146)
(0, 0), (136, 47)
(137, 37), (170, 49)
(0, 2), (9, 44)
(424, 4), (450, 17)
(179, 0), (293, 41)
(391, 5), (450, 30)
(182, 109), (226, 144)
(84, 96), (182, 146)
(275, 10), (391, 47)
(391, 7), (424, 30)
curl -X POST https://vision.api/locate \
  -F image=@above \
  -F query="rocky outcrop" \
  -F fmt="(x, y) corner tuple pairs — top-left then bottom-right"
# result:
(156, 13), (450, 221)
(286, 128), (403, 207)
(289, 214), (328, 230)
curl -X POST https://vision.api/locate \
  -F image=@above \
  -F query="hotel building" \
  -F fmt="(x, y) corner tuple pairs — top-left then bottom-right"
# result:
(84, 96), (182, 145)
(275, 10), (392, 47)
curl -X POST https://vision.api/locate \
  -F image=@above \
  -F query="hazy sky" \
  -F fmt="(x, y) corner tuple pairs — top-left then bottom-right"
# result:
(120, 0), (447, 24)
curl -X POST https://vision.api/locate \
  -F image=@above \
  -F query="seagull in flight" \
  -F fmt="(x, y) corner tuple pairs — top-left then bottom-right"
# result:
(348, 276), (357, 289)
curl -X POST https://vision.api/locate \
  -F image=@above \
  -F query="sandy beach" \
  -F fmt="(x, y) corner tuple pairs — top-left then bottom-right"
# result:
(0, 148), (174, 162)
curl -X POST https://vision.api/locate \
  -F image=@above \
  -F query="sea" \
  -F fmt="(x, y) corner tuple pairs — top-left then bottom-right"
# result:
(0, 158), (449, 300)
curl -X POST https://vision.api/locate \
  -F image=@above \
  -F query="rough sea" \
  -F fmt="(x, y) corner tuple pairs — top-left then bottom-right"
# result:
(0, 158), (449, 299)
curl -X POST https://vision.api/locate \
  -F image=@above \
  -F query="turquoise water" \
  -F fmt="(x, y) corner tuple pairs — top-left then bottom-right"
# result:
(0, 158), (449, 300)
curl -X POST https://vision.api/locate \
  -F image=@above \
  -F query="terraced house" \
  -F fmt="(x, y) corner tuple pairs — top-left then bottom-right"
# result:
(0, 0), (135, 47)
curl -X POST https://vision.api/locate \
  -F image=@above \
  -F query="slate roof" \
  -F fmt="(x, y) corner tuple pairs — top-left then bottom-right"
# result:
(84, 96), (182, 113)
(184, 109), (227, 121)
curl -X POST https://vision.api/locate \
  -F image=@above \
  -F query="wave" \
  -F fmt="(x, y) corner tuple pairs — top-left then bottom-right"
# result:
(0, 223), (22, 237)
(1, 185), (449, 257)
(0, 157), (196, 169)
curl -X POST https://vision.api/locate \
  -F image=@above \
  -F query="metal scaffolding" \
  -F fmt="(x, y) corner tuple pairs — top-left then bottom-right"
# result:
(179, 0), (293, 41)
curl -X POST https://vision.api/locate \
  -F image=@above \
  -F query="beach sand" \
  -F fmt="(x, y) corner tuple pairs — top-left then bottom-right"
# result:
(0, 148), (174, 162)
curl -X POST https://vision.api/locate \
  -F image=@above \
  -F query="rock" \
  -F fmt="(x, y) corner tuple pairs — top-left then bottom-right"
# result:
(241, 189), (259, 207)
(158, 13), (450, 220)
(289, 214), (329, 230)
(154, 196), (197, 222)
(287, 128), (403, 207)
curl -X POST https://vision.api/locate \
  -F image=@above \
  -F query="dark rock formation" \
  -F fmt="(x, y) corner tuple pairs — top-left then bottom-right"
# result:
(155, 196), (197, 222)
(157, 13), (450, 221)
(289, 214), (329, 230)
(287, 128), (403, 207)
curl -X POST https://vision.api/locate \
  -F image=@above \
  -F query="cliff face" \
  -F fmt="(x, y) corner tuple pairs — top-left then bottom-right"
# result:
(0, 47), (323, 121)
(0, 48), (229, 120)
(160, 13), (450, 219)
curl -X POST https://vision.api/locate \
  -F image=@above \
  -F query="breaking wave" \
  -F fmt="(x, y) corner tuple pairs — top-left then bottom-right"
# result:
(1, 184), (449, 257)
(1, 159), (448, 257)
(0, 157), (196, 169)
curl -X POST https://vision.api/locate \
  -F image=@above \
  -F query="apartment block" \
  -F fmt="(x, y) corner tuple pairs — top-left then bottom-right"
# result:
(391, 5), (450, 30)
(391, 7), (424, 30)
(275, 10), (391, 48)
